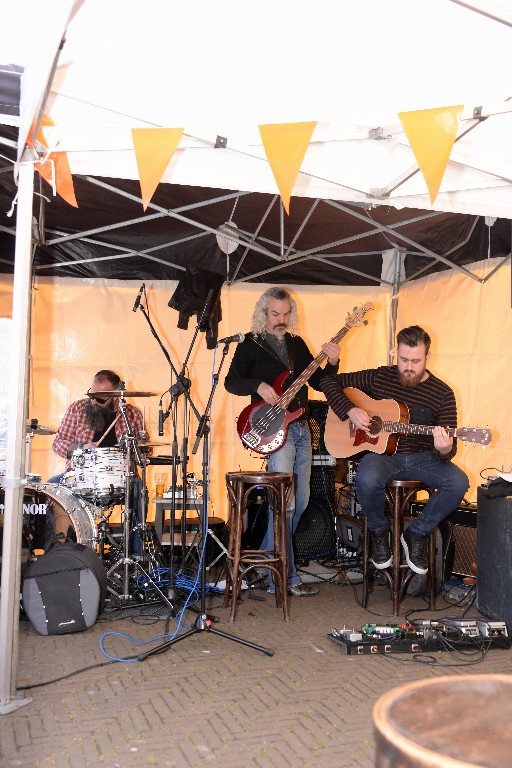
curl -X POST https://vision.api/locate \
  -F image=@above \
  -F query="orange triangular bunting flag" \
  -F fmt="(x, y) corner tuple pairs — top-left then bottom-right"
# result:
(36, 151), (78, 208)
(259, 122), (317, 214)
(30, 114), (78, 207)
(398, 105), (463, 204)
(132, 127), (184, 210)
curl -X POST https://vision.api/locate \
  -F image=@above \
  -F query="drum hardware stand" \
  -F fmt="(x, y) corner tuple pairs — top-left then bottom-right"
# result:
(135, 445), (165, 573)
(140, 343), (274, 659)
(94, 502), (122, 562)
(104, 387), (174, 611)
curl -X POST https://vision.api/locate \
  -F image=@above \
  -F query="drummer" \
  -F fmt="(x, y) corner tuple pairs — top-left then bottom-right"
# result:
(49, 369), (147, 482)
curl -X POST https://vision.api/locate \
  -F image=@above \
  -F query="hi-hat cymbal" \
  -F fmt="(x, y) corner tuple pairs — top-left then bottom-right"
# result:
(26, 422), (56, 435)
(138, 441), (170, 448)
(86, 390), (157, 398)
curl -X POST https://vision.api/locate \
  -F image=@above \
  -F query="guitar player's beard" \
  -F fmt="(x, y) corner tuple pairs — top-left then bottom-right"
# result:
(399, 370), (423, 388)
(272, 324), (288, 339)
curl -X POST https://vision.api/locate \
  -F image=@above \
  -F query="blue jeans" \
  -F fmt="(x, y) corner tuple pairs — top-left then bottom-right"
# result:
(47, 472), (66, 484)
(355, 451), (469, 536)
(261, 420), (312, 589)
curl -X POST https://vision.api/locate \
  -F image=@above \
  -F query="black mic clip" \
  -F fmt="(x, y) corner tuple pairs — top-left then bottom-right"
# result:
(169, 377), (191, 398)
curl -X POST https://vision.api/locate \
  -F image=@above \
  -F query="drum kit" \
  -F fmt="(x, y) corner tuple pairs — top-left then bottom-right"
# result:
(0, 390), (176, 607)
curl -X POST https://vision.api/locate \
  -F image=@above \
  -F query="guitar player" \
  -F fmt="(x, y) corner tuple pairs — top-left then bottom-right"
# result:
(320, 325), (469, 576)
(224, 286), (340, 597)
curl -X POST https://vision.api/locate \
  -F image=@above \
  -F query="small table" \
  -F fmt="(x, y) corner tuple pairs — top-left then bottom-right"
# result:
(152, 496), (200, 545)
(152, 497), (227, 570)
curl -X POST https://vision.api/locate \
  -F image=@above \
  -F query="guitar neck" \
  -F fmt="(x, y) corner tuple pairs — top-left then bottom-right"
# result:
(383, 421), (457, 438)
(277, 325), (348, 408)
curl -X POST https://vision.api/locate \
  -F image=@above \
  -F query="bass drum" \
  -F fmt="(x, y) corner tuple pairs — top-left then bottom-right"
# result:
(0, 483), (97, 575)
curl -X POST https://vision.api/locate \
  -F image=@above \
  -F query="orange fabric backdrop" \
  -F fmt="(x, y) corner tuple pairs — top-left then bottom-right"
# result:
(1, 259), (510, 519)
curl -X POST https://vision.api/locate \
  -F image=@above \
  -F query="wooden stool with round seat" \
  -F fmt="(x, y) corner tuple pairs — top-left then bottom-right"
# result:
(224, 471), (292, 622)
(362, 479), (435, 615)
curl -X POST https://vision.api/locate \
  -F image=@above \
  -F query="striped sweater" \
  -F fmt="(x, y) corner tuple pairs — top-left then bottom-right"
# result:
(319, 366), (458, 459)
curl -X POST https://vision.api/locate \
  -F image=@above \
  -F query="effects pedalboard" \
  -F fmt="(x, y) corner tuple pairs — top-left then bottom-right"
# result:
(328, 619), (511, 655)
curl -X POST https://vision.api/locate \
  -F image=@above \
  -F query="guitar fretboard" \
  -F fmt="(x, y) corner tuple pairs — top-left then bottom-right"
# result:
(382, 421), (456, 438)
(277, 325), (350, 408)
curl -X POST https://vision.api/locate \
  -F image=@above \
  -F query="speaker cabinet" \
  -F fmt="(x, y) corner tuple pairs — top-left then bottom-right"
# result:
(476, 487), (512, 630)
(307, 400), (330, 456)
(293, 465), (336, 560)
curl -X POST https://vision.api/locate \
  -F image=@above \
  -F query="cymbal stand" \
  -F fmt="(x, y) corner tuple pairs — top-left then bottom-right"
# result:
(105, 389), (174, 610)
(141, 343), (273, 659)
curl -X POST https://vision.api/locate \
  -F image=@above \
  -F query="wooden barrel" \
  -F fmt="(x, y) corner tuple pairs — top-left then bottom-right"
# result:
(374, 674), (512, 767)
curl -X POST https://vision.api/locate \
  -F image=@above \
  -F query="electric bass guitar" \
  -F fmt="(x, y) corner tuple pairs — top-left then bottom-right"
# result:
(323, 387), (492, 458)
(237, 303), (374, 455)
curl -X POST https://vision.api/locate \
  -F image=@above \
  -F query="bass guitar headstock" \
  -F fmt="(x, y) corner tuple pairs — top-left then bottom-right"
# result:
(345, 302), (374, 328)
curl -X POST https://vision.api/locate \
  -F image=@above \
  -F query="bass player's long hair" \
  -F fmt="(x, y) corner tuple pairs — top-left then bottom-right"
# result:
(250, 287), (299, 336)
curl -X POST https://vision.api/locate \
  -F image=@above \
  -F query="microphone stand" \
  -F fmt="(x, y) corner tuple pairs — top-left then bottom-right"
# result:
(140, 343), (273, 659)
(135, 301), (203, 609)
(164, 379), (190, 601)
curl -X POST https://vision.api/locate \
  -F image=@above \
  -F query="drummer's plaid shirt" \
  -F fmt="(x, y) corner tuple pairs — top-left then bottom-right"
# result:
(52, 398), (146, 471)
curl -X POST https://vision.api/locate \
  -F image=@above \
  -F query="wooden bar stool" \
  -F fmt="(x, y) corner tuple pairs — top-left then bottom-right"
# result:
(362, 479), (435, 615)
(224, 471), (292, 622)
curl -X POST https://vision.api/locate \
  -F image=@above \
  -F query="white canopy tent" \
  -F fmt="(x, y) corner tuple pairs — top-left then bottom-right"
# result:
(1, 0), (512, 711)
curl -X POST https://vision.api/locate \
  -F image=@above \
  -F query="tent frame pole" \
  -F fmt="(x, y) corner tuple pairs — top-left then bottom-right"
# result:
(0, 149), (34, 713)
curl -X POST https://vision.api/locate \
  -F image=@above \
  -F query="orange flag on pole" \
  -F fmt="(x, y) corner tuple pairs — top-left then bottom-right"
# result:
(398, 105), (463, 204)
(259, 121), (317, 214)
(132, 127), (184, 210)
(31, 115), (78, 208)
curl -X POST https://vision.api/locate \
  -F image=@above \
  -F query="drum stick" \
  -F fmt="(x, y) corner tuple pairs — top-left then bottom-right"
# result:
(95, 413), (121, 447)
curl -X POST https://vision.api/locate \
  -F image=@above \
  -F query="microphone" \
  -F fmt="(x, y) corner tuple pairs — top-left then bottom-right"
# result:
(132, 283), (145, 312)
(217, 332), (245, 344)
(158, 398), (164, 437)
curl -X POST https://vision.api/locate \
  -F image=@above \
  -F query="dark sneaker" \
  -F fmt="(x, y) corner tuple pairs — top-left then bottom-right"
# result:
(401, 528), (428, 575)
(371, 529), (392, 569)
(288, 583), (319, 597)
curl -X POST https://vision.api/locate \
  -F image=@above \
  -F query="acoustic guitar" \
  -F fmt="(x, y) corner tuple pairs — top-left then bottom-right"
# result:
(237, 303), (374, 455)
(323, 387), (492, 458)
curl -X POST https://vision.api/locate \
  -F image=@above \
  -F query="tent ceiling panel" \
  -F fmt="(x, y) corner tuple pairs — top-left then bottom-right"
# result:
(1, 129), (509, 286)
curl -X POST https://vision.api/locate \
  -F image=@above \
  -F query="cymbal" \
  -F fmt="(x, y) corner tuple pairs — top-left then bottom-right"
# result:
(86, 390), (157, 398)
(138, 441), (170, 448)
(26, 422), (56, 436)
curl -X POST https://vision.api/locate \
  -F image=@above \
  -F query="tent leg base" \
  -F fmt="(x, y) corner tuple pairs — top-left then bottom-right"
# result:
(0, 692), (32, 714)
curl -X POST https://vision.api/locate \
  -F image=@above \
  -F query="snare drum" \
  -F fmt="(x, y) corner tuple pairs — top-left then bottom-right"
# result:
(0, 482), (97, 578)
(71, 447), (127, 500)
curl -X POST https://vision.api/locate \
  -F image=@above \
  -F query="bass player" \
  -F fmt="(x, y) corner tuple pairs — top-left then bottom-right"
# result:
(320, 324), (469, 575)
(224, 286), (340, 597)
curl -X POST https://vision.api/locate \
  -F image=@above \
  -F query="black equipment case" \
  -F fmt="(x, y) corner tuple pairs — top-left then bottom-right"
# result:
(22, 540), (107, 635)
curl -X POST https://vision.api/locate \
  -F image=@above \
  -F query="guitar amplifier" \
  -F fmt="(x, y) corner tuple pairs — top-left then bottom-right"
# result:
(410, 501), (477, 577)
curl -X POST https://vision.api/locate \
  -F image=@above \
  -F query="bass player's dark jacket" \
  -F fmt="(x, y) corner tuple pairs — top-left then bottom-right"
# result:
(224, 332), (339, 420)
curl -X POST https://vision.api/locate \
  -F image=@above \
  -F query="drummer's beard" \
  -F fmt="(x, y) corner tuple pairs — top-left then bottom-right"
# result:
(85, 400), (116, 433)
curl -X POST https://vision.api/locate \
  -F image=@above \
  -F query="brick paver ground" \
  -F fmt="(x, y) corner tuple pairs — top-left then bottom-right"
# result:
(1, 572), (511, 768)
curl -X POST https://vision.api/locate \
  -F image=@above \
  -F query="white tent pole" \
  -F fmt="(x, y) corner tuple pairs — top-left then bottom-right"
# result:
(0, 150), (34, 713)
(388, 249), (404, 365)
